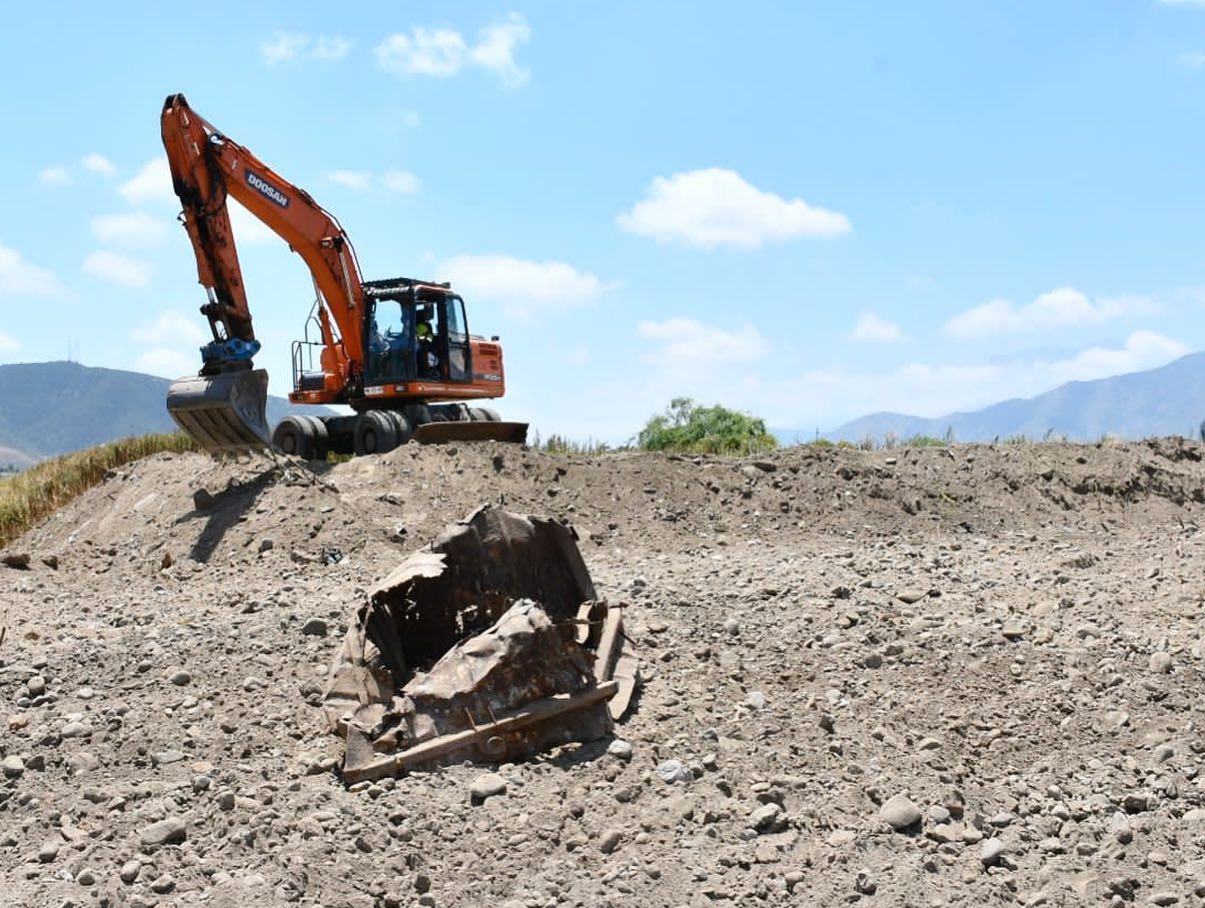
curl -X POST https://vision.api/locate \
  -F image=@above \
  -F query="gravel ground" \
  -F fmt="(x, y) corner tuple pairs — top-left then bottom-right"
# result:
(3, 438), (1205, 907)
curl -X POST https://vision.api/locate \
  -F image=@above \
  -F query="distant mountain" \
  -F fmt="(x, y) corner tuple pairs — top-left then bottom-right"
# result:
(0, 361), (317, 463)
(817, 351), (1205, 444)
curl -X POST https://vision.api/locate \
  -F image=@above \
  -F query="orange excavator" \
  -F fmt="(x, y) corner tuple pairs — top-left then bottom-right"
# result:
(160, 93), (526, 457)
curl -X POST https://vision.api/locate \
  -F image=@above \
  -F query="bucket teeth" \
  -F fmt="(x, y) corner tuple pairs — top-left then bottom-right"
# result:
(166, 369), (271, 453)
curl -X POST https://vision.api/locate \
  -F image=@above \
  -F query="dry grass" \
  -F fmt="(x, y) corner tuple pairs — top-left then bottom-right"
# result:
(0, 433), (197, 549)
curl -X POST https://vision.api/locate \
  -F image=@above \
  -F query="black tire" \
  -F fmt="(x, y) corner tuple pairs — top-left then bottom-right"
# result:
(384, 410), (414, 445)
(469, 407), (501, 422)
(273, 416), (315, 459)
(354, 411), (398, 456)
(404, 403), (432, 428)
(303, 416), (330, 461)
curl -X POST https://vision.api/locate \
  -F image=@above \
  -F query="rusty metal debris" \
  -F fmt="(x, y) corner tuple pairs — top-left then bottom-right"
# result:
(322, 505), (636, 783)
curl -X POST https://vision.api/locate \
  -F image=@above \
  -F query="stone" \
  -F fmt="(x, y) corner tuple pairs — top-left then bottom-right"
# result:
(151, 750), (186, 765)
(61, 721), (93, 739)
(140, 817), (187, 849)
(217, 790), (236, 811)
(598, 828), (622, 853)
(170, 670), (191, 686)
(26, 675), (46, 697)
(879, 794), (921, 830)
(120, 860), (141, 884)
(469, 773), (508, 804)
(1150, 652), (1173, 674)
(37, 839), (59, 863)
(1110, 813), (1133, 844)
(981, 837), (1005, 867)
(607, 739), (633, 761)
(2, 755), (24, 778)
(1148, 894), (1180, 906)
(751, 802), (785, 833)
(1123, 792), (1150, 814)
(76, 868), (97, 886)
(655, 759), (693, 784)
(68, 752), (100, 774)
(150, 874), (176, 894)
(896, 589), (926, 604)
(301, 617), (328, 637)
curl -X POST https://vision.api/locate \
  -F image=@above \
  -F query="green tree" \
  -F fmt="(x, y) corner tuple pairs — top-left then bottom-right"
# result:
(637, 398), (777, 455)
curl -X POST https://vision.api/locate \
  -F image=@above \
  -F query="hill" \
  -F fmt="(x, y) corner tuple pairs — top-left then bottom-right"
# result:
(0, 361), (313, 462)
(820, 350), (1205, 444)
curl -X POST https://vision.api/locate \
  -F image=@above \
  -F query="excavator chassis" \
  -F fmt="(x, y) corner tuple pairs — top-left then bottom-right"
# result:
(167, 369), (272, 453)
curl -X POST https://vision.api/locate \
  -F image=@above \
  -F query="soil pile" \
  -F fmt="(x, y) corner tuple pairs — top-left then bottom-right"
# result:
(3, 438), (1205, 906)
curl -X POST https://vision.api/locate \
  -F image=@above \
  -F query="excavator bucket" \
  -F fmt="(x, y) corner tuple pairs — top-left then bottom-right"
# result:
(166, 369), (272, 453)
(412, 420), (529, 446)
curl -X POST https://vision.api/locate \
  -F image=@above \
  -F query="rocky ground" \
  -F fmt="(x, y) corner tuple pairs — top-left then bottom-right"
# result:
(3, 438), (1205, 907)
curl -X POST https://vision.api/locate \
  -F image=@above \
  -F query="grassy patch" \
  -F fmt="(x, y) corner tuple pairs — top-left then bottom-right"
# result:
(530, 432), (619, 456)
(0, 433), (196, 549)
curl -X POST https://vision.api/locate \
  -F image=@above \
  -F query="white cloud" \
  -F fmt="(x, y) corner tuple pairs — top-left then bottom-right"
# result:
(261, 32), (308, 64)
(637, 318), (768, 368)
(81, 153), (116, 177)
(777, 331), (1190, 430)
(82, 251), (153, 287)
(260, 32), (354, 64)
(134, 347), (200, 380)
(131, 310), (207, 346)
(467, 13), (532, 87)
(383, 170), (420, 193)
(0, 331), (19, 353)
(327, 170), (374, 191)
(849, 312), (906, 343)
(227, 198), (278, 245)
(313, 35), (353, 61)
(91, 212), (168, 249)
(131, 311), (207, 378)
(327, 170), (421, 193)
(0, 242), (62, 296)
(943, 286), (1154, 339)
(376, 27), (466, 77)
(38, 166), (70, 186)
(435, 254), (607, 318)
(617, 168), (851, 248)
(375, 14), (531, 86)
(119, 157), (174, 207)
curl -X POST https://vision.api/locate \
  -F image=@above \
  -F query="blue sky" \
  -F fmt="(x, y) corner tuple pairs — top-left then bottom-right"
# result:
(3, 1), (1205, 441)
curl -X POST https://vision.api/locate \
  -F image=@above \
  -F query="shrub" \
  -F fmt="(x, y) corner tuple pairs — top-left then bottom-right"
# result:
(637, 398), (777, 455)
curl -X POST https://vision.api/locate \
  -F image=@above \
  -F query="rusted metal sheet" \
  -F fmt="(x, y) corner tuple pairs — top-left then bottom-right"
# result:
(322, 506), (634, 781)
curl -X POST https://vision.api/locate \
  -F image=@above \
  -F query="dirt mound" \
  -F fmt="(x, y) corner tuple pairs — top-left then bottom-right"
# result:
(3, 439), (1205, 906)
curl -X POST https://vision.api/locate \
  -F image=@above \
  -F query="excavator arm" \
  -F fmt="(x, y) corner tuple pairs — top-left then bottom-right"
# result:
(161, 92), (366, 450)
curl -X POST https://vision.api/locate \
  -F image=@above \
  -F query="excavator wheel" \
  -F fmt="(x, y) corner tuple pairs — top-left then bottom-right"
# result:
(469, 407), (501, 422)
(383, 411), (414, 446)
(354, 411), (398, 456)
(302, 415), (330, 461)
(273, 415), (317, 460)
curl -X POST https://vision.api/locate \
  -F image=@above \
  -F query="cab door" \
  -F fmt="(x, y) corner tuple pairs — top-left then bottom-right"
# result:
(444, 295), (471, 382)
